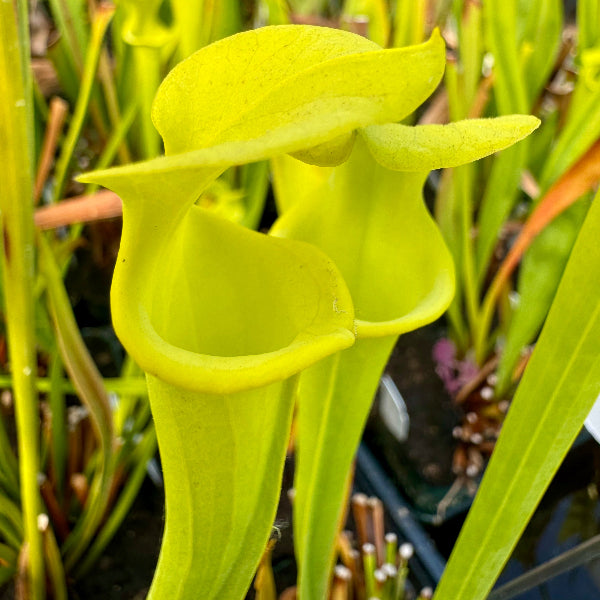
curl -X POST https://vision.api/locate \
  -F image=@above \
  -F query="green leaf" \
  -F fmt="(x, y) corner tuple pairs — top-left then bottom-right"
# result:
(102, 196), (355, 600)
(519, 0), (563, 103)
(77, 25), (470, 599)
(496, 199), (590, 393)
(271, 154), (332, 214)
(117, 0), (170, 47)
(80, 26), (445, 198)
(433, 189), (600, 600)
(341, 0), (391, 47)
(115, 201), (357, 395)
(271, 138), (455, 598)
(152, 25), (445, 156)
(146, 375), (296, 599)
(578, 0), (600, 54)
(361, 116), (540, 172)
(171, 0), (242, 61)
(475, 0), (532, 283)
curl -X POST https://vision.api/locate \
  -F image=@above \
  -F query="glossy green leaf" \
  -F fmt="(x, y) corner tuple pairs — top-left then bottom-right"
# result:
(361, 116), (539, 172)
(434, 189), (600, 600)
(271, 138), (455, 599)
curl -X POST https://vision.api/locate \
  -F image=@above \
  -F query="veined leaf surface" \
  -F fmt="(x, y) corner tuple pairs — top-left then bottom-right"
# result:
(434, 189), (600, 600)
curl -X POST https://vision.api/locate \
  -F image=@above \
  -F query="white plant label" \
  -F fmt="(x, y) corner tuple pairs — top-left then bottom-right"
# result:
(584, 394), (600, 444)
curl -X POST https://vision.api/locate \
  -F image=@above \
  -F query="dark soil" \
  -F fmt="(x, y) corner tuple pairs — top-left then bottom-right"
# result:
(364, 323), (467, 521)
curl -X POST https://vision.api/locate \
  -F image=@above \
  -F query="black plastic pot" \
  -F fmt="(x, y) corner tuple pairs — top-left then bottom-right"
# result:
(357, 430), (600, 599)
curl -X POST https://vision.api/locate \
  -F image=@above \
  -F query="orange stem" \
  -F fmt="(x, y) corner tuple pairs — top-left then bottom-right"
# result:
(34, 190), (122, 230)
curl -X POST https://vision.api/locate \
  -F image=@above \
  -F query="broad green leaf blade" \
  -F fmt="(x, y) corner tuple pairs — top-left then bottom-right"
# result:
(361, 116), (539, 172)
(152, 25), (445, 156)
(433, 189), (600, 600)
(272, 139), (455, 599)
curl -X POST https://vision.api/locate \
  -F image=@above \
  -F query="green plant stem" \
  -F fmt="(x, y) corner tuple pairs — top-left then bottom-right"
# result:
(85, 100), (138, 196)
(38, 235), (115, 571)
(52, 4), (115, 203)
(0, 542), (18, 570)
(47, 0), (87, 74)
(48, 351), (68, 501)
(132, 45), (161, 159)
(0, 411), (19, 500)
(240, 161), (270, 230)
(97, 48), (132, 164)
(393, 0), (426, 48)
(74, 425), (157, 577)
(42, 524), (67, 600)
(457, 164), (479, 341)
(0, 2), (45, 597)
(0, 374), (148, 397)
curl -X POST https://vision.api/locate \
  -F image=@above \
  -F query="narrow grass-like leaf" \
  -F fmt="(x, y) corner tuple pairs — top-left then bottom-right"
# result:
(38, 235), (115, 571)
(519, 0), (562, 102)
(0, 3), (44, 596)
(433, 189), (600, 600)
(475, 0), (530, 286)
(393, 0), (426, 48)
(578, 0), (600, 53)
(496, 201), (590, 393)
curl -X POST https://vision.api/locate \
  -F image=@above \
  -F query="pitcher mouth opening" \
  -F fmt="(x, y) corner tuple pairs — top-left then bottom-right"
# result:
(112, 208), (356, 395)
